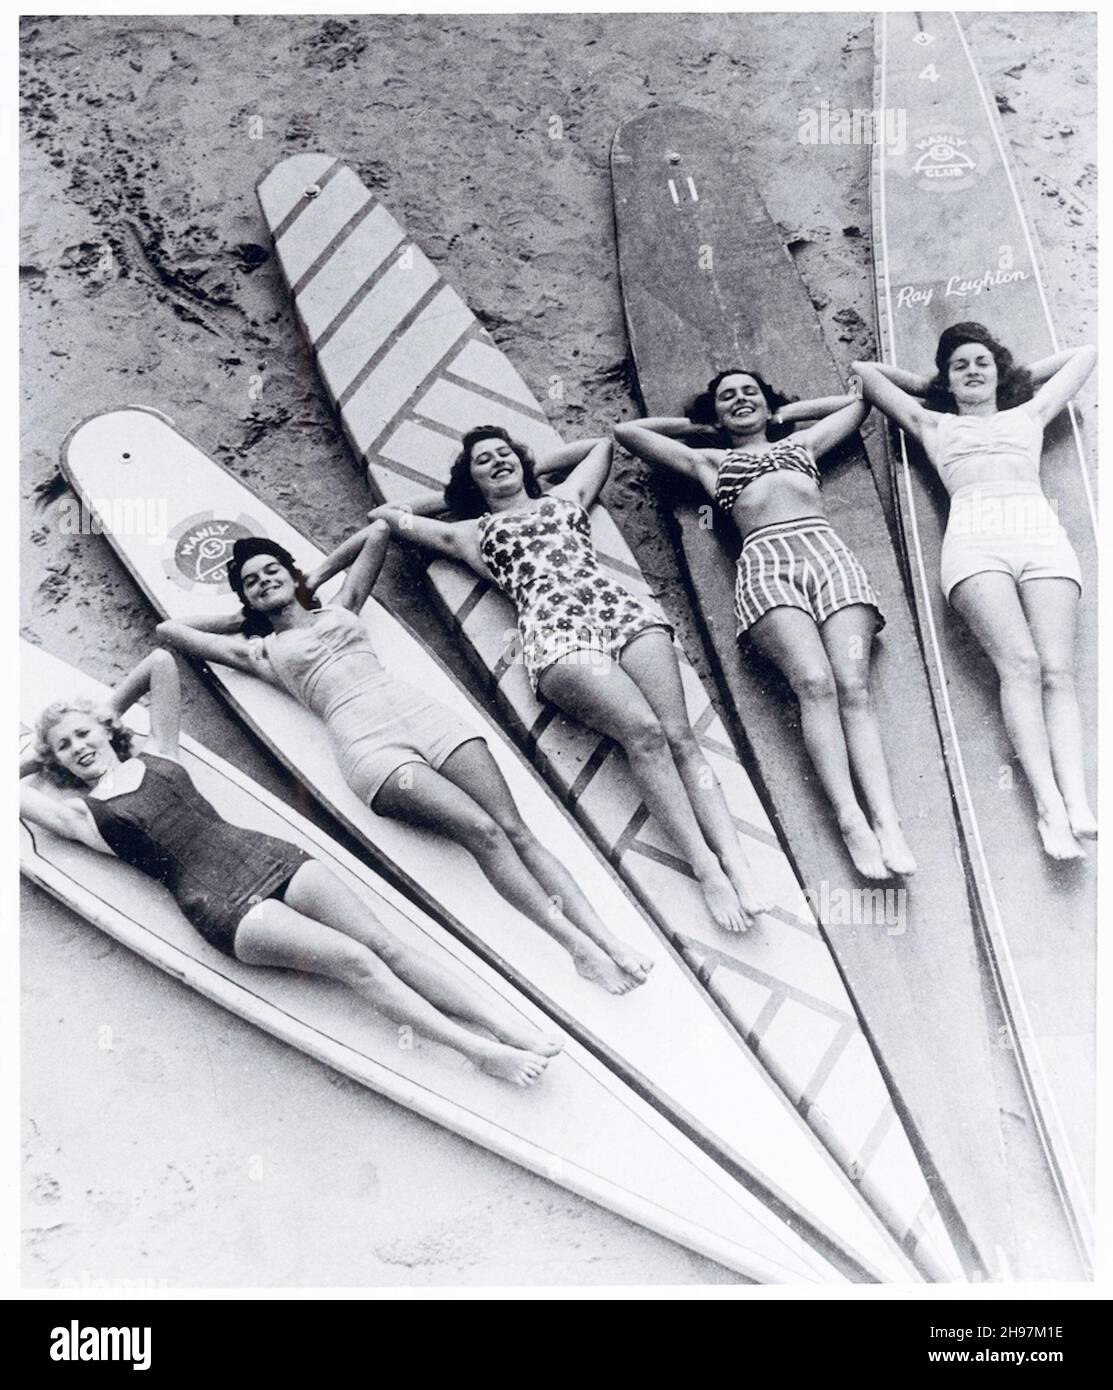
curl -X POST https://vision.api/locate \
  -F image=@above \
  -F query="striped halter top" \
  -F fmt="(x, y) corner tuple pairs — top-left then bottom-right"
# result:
(714, 439), (821, 513)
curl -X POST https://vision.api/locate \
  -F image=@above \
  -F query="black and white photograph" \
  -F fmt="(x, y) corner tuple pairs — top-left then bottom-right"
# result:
(17, 4), (1103, 1306)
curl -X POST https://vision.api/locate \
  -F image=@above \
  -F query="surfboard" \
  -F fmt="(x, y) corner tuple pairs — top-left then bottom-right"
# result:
(608, 104), (1019, 1278)
(255, 157), (966, 1282)
(20, 640), (851, 1284)
(61, 407), (927, 1284)
(870, 11), (1096, 1272)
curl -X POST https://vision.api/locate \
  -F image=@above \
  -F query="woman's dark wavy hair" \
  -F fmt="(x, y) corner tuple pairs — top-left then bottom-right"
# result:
(925, 322), (1034, 413)
(444, 426), (543, 519)
(687, 369), (797, 443)
(35, 699), (137, 790)
(226, 537), (320, 638)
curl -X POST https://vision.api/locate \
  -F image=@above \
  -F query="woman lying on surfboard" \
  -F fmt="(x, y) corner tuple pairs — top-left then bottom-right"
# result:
(20, 650), (560, 1085)
(367, 429), (770, 935)
(615, 373), (915, 882)
(158, 530), (652, 994)
(854, 324), (1097, 861)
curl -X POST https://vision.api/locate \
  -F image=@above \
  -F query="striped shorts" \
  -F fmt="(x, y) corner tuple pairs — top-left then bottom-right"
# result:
(734, 517), (885, 636)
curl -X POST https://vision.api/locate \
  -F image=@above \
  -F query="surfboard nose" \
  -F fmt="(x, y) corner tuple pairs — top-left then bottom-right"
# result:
(256, 152), (340, 232)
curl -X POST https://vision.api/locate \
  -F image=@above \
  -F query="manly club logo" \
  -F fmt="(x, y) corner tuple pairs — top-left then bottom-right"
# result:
(164, 512), (264, 590)
(911, 131), (979, 190)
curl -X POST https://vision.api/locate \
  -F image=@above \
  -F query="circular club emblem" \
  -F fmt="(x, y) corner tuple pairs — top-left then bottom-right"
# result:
(911, 130), (979, 192)
(164, 512), (266, 590)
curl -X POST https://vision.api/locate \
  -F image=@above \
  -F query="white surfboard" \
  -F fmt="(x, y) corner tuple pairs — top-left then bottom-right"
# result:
(61, 406), (926, 1283)
(21, 640), (843, 1284)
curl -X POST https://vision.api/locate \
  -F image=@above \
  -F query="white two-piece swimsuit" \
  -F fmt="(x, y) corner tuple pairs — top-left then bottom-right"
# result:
(931, 404), (1082, 602)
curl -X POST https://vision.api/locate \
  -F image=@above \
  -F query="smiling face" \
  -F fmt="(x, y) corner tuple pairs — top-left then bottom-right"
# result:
(714, 373), (769, 437)
(238, 554), (297, 612)
(468, 435), (524, 502)
(46, 709), (119, 785)
(947, 341), (999, 407)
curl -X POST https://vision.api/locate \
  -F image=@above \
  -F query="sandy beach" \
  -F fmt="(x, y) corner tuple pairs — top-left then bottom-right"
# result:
(20, 11), (1096, 1287)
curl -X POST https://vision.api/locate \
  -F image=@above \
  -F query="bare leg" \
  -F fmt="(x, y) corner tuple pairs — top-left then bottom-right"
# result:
(1019, 577), (1094, 838)
(950, 572), (1082, 860)
(539, 651), (746, 933)
(618, 628), (771, 920)
(820, 606), (916, 875)
(437, 740), (653, 983)
(748, 607), (888, 879)
(234, 885), (551, 1085)
(373, 760), (638, 993)
(279, 860), (562, 1054)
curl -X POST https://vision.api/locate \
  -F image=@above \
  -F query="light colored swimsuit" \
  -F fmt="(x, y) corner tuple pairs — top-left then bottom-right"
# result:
(714, 440), (883, 636)
(477, 494), (673, 692)
(933, 405), (1081, 601)
(252, 605), (480, 804)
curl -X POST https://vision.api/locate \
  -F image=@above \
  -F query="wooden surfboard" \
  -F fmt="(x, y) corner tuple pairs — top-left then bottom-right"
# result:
(871, 11), (1096, 1272)
(256, 156), (965, 1281)
(609, 104), (1016, 1278)
(61, 406), (928, 1284)
(20, 640), (849, 1284)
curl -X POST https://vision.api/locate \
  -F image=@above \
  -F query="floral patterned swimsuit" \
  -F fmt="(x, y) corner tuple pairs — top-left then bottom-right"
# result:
(477, 495), (673, 692)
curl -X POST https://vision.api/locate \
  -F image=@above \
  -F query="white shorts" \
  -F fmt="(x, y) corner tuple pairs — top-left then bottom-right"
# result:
(941, 483), (1082, 602)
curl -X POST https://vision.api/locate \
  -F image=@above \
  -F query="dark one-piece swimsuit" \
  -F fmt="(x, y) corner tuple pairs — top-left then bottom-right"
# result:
(84, 752), (311, 957)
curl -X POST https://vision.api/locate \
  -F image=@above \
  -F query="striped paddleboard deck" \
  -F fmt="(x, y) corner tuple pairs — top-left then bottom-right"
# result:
(257, 154), (964, 1281)
(871, 11), (1096, 1273)
(22, 640), (844, 1285)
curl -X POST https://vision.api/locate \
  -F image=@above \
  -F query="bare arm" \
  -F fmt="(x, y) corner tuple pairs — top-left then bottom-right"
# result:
(104, 648), (181, 758)
(795, 398), (870, 461)
(853, 361), (932, 441)
(1026, 349), (1079, 386)
(19, 748), (44, 779)
(304, 521), (390, 612)
(370, 504), (482, 570)
(549, 437), (614, 510)
(1029, 345), (1096, 426)
(157, 609), (243, 635)
(855, 361), (932, 396)
(368, 491), (447, 521)
(534, 437), (611, 478)
(778, 393), (861, 424)
(613, 422), (717, 495)
(20, 781), (103, 848)
(156, 619), (262, 677)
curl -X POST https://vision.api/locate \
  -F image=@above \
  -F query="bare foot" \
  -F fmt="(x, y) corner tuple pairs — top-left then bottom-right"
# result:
(722, 854), (773, 919)
(476, 1042), (551, 1086)
(605, 941), (656, 983)
(492, 1019), (565, 1057)
(874, 821), (917, 877)
(840, 818), (890, 880)
(573, 943), (642, 994)
(1037, 815), (1086, 862)
(698, 863), (748, 934)
(1066, 804), (1097, 840)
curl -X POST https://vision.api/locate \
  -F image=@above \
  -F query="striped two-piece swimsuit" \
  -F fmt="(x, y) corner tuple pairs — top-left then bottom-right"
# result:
(714, 438), (884, 636)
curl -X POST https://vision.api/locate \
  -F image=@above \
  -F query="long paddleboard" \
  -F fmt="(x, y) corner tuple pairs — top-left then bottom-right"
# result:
(870, 11), (1096, 1273)
(609, 104), (1017, 1278)
(20, 641), (842, 1284)
(62, 407), (924, 1284)
(256, 156), (965, 1282)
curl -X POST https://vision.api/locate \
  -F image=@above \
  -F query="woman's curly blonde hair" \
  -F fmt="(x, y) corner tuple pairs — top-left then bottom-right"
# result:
(34, 699), (136, 789)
